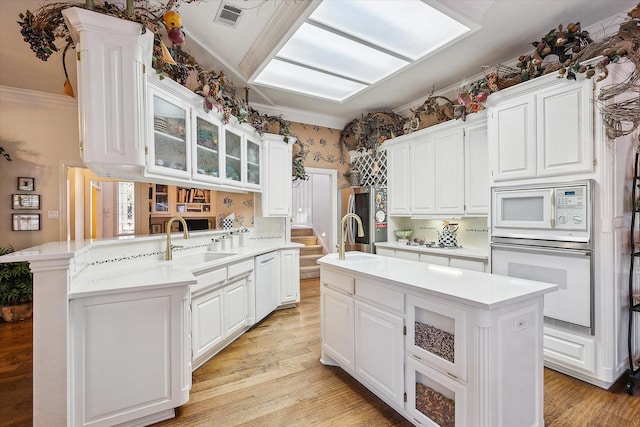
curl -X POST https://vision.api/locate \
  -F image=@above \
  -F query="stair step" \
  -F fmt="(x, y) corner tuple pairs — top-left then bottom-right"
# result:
(300, 254), (323, 267)
(300, 245), (323, 256)
(292, 236), (318, 246)
(300, 265), (320, 279)
(291, 227), (314, 237)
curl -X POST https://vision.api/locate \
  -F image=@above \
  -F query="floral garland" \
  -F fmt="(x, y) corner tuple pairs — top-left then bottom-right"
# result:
(17, 0), (292, 142)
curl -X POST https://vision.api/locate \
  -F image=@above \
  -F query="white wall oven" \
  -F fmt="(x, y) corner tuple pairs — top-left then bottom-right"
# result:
(491, 180), (594, 334)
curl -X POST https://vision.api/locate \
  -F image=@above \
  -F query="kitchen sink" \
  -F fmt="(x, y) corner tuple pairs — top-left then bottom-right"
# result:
(173, 252), (236, 265)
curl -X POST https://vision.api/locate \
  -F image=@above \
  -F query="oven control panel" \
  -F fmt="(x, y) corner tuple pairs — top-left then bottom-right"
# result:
(555, 186), (587, 230)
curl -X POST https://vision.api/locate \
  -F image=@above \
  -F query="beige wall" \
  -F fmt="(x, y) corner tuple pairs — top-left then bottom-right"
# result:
(289, 122), (351, 189)
(0, 86), (80, 251)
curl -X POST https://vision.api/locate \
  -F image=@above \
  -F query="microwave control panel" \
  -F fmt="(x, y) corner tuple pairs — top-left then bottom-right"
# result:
(555, 186), (588, 230)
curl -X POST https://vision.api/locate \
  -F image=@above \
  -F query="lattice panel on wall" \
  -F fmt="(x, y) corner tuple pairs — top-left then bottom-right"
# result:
(352, 150), (387, 187)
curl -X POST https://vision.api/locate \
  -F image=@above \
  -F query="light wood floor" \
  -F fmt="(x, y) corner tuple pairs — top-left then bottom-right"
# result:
(1, 278), (639, 427)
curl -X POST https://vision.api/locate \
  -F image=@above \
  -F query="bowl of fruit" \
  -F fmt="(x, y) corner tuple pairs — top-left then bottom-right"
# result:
(394, 229), (413, 244)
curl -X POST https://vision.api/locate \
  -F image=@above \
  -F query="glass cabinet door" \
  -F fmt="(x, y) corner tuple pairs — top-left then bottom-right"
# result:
(193, 113), (222, 181)
(224, 128), (242, 183)
(246, 138), (261, 188)
(149, 90), (190, 178)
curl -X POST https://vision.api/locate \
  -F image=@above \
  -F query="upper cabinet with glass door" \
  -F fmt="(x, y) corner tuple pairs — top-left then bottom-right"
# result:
(223, 127), (243, 185)
(147, 86), (191, 179)
(192, 108), (223, 184)
(245, 135), (261, 190)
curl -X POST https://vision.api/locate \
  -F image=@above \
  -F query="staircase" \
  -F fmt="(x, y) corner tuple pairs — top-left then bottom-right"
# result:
(292, 227), (324, 279)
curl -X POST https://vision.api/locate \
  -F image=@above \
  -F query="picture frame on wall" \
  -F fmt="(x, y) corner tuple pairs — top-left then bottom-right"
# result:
(12, 194), (40, 210)
(17, 177), (35, 191)
(12, 214), (41, 231)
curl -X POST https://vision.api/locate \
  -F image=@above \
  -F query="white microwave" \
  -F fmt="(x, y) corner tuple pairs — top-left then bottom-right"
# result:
(491, 180), (592, 243)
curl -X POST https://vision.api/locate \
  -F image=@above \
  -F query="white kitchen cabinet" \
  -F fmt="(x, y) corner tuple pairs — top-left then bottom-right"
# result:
(245, 136), (262, 190)
(434, 127), (465, 215)
(223, 278), (249, 337)
(62, 7), (153, 179)
(191, 260), (253, 370)
(192, 108), (223, 183)
(448, 257), (486, 272)
(70, 285), (190, 427)
(147, 85), (192, 180)
(279, 248), (300, 305)
(488, 76), (593, 182)
(262, 135), (294, 216)
(407, 294), (467, 381)
(410, 134), (436, 215)
(395, 249), (420, 262)
(464, 121), (489, 214)
(419, 253), (450, 267)
(321, 285), (355, 373)
(384, 113), (486, 217)
(387, 143), (411, 216)
(192, 287), (224, 363)
(406, 356), (467, 427)
(222, 126), (244, 186)
(536, 80), (593, 177)
(376, 247), (395, 257)
(355, 300), (405, 407)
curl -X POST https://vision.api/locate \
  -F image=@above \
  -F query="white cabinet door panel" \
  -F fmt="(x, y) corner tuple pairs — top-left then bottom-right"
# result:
(192, 288), (224, 362)
(224, 278), (248, 337)
(387, 144), (411, 215)
(411, 136), (436, 215)
(435, 128), (465, 214)
(465, 122), (489, 215)
(355, 301), (404, 407)
(321, 286), (355, 372)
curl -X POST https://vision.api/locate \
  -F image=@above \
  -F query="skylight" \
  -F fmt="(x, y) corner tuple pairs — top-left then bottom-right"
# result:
(251, 0), (471, 102)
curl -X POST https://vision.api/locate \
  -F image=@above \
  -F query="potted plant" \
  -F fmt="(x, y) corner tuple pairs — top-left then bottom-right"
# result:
(0, 246), (33, 322)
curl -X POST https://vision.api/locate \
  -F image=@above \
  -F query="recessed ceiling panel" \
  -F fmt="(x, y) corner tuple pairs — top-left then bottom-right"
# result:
(278, 23), (408, 84)
(309, 0), (470, 60)
(253, 59), (367, 101)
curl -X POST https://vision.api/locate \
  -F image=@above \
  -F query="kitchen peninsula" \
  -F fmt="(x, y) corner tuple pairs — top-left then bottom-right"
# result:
(319, 252), (558, 426)
(0, 228), (301, 427)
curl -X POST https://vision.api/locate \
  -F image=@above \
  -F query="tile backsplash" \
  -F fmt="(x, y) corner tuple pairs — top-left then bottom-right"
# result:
(395, 217), (489, 248)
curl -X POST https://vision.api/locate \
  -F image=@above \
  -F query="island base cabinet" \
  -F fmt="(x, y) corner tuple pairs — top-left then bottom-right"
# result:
(406, 356), (467, 427)
(354, 300), (405, 408)
(320, 285), (355, 373)
(70, 286), (190, 427)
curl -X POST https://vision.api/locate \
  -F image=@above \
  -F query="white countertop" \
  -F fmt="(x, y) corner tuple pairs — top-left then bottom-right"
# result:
(70, 243), (303, 299)
(318, 252), (557, 309)
(376, 241), (489, 260)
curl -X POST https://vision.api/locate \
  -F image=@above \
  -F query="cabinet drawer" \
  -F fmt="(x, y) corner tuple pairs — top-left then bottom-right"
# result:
(192, 267), (227, 294)
(395, 250), (419, 262)
(228, 259), (254, 279)
(376, 247), (395, 257)
(449, 258), (486, 272)
(322, 268), (355, 295)
(543, 327), (595, 373)
(419, 254), (449, 266)
(356, 278), (404, 314)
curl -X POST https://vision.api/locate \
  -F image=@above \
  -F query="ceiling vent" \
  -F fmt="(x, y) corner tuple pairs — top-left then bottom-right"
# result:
(215, 2), (242, 28)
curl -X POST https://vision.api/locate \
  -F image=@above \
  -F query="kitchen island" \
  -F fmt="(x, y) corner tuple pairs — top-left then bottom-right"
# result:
(318, 252), (557, 427)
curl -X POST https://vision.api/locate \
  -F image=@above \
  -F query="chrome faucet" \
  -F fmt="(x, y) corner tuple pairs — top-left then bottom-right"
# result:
(338, 213), (365, 260)
(165, 216), (190, 260)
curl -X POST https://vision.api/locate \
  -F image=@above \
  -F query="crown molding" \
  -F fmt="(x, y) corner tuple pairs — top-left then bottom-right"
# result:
(0, 85), (77, 109)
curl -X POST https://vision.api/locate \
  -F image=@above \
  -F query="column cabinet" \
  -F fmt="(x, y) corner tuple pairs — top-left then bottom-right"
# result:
(261, 135), (294, 216)
(487, 75), (593, 182)
(62, 7), (154, 179)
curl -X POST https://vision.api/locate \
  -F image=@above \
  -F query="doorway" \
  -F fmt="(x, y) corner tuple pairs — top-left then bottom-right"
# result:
(292, 168), (338, 253)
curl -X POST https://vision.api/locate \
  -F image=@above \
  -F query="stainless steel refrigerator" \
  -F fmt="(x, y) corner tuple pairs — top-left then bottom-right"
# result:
(339, 186), (388, 253)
